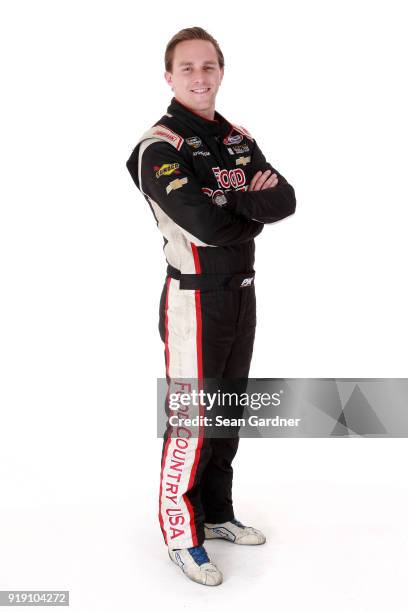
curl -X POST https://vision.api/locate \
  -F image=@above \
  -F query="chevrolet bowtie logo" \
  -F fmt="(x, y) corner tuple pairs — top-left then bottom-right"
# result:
(166, 177), (188, 194)
(236, 156), (251, 166)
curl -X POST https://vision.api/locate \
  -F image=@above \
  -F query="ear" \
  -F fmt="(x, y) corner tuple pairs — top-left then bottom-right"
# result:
(164, 71), (173, 88)
(220, 66), (224, 84)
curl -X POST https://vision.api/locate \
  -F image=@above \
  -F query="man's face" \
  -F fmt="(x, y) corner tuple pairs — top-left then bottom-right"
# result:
(165, 39), (224, 115)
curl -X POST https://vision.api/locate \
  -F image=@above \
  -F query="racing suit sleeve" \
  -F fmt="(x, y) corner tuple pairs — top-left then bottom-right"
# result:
(224, 139), (296, 224)
(126, 140), (264, 247)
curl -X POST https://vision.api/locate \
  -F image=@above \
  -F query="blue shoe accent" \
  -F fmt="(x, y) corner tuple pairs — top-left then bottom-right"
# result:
(212, 526), (236, 541)
(187, 545), (210, 566)
(174, 551), (184, 569)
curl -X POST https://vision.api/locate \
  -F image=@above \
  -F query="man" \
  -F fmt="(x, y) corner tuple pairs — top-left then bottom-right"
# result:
(126, 26), (296, 586)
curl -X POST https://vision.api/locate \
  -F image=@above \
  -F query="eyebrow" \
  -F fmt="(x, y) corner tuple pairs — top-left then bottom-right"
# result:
(178, 61), (218, 66)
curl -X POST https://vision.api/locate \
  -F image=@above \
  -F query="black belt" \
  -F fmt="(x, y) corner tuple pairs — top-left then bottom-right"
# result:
(167, 264), (255, 290)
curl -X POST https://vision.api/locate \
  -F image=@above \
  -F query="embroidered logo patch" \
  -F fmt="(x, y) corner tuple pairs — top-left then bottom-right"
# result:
(166, 177), (188, 194)
(232, 124), (254, 141)
(233, 144), (250, 154)
(186, 136), (202, 149)
(236, 156), (251, 166)
(193, 150), (211, 157)
(223, 133), (243, 145)
(155, 163), (180, 179)
(214, 194), (228, 207)
(212, 166), (246, 189)
(151, 125), (183, 150)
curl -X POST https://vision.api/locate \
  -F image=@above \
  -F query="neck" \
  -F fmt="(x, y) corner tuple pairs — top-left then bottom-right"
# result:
(175, 97), (216, 122)
(196, 107), (215, 121)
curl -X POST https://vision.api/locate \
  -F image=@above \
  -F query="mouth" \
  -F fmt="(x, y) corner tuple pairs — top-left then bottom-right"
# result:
(190, 88), (211, 95)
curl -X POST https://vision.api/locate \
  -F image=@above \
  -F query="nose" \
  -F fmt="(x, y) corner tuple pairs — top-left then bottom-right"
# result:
(191, 69), (209, 82)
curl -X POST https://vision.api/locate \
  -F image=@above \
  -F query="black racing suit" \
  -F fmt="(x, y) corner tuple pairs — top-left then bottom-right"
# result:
(126, 97), (296, 549)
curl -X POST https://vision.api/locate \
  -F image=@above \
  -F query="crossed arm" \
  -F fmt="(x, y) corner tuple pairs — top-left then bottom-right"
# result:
(126, 139), (295, 248)
(127, 141), (264, 247)
(224, 139), (297, 224)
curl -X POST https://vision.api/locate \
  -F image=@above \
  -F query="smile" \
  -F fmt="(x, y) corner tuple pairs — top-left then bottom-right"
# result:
(190, 88), (210, 94)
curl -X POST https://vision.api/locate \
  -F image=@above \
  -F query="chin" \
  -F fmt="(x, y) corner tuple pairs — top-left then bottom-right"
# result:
(190, 96), (212, 108)
(193, 99), (208, 108)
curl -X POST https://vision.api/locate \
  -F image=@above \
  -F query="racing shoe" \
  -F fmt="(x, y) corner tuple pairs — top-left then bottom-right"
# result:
(168, 545), (223, 586)
(204, 518), (266, 545)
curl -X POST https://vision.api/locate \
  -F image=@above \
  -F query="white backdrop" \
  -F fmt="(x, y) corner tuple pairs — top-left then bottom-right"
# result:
(1, 0), (407, 609)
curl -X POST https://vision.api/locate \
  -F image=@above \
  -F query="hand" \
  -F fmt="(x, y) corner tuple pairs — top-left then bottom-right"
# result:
(249, 169), (279, 191)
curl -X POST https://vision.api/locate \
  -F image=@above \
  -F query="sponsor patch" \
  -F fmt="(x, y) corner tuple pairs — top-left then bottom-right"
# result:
(192, 150), (211, 157)
(212, 166), (246, 189)
(240, 277), (254, 287)
(223, 133), (243, 145)
(151, 124), (184, 150)
(186, 136), (202, 149)
(155, 163), (180, 179)
(136, 124), (183, 150)
(202, 185), (247, 205)
(227, 144), (251, 155)
(166, 177), (188, 194)
(233, 144), (250, 154)
(214, 194), (228, 207)
(232, 124), (254, 141)
(236, 156), (251, 166)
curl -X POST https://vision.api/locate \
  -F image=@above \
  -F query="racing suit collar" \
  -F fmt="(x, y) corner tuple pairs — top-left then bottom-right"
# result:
(168, 97), (230, 137)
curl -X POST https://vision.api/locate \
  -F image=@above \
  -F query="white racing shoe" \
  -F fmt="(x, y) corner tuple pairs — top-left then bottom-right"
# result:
(204, 518), (266, 545)
(168, 545), (223, 586)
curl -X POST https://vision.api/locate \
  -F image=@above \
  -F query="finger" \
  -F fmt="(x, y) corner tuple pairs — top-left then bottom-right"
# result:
(249, 170), (262, 190)
(256, 170), (273, 190)
(249, 170), (262, 191)
(253, 169), (272, 191)
(262, 180), (278, 190)
(262, 175), (278, 189)
(263, 173), (277, 184)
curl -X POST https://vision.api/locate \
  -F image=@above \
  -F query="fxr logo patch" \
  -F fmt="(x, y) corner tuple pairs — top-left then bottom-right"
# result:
(240, 277), (254, 287)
